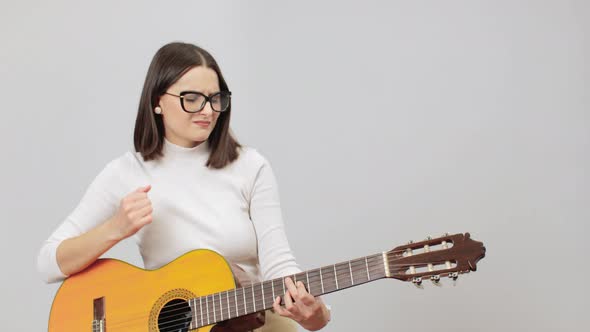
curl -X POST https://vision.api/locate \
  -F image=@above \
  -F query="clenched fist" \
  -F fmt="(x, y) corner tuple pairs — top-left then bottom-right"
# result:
(109, 185), (153, 241)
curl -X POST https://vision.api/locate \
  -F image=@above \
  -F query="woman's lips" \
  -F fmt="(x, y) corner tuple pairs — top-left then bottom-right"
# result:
(193, 121), (210, 128)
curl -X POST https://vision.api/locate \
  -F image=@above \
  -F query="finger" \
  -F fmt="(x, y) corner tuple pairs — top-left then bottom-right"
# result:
(136, 184), (151, 193)
(129, 204), (153, 220)
(138, 214), (152, 226)
(272, 296), (282, 313)
(128, 185), (152, 202)
(284, 289), (294, 309)
(126, 192), (149, 204)
(285, 291), (304, 319)
(296, 281), (307, 294)
(130, 197), (151, 210)
(132, 189), (153, 201)
(296, 281), (316, 306)
(273, 297), (293, 318)
(285, 277), (299, 300)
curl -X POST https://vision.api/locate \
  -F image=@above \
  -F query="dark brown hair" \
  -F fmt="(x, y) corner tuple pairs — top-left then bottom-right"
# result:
(133, 42), (241, 168)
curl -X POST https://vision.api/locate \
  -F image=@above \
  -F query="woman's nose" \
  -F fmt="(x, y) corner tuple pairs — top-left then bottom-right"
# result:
(200, 101), (214, 115)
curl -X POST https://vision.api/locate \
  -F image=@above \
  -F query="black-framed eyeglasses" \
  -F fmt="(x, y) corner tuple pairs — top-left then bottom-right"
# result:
(164, 90), (232, 113)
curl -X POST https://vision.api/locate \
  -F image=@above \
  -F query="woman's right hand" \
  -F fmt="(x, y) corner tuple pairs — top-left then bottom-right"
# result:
(108, 185), (153, 241)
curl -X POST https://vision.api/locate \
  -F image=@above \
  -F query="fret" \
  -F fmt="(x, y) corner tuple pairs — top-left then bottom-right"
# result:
(252, 285), (257, 311)
(195, 298), (200, 327)
(219, 292), (224, 321)
(319, 267), (325, 293)
(334, 265), (339, 289)
(307, 269), (321, 296)
(370, 254), (386, 279)
(225, 290), (231, 320)
(349, 261), (354, 285)
(212, 294), (217, 323)
(253, 283), (263, 312)
(336, 262), (353, 288)
(295, 272), (307, 288)
(206, 295), (210, 325)
(261, 282), (266, 309)
(200, 296), (203, 327)
(219, 292), (229, 320)
(320, 265), (337, 293)
(227, 290), (234, 320)
(272, 278), (284, 303)
(350, 256), (381, 284)
(235, 287), (246, 315)
(232, 289), (238, 318)
(263, 281), (275, 310)
(271, 279), (275, 302)
(188, 299), (194, 329)
(306, 271), (310, 292)
(352, 258), (369, 283)
(191, 299), (197, 329)
(242, 287), (248, 315)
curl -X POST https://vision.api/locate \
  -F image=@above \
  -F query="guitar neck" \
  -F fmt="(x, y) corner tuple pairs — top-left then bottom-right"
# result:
(188, 252), (387, 328)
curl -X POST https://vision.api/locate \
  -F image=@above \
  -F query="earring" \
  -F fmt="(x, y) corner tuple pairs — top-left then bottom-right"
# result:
(154, 106), (162, 114)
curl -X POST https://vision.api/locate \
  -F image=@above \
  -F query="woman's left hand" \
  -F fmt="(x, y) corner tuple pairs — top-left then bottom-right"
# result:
(272, 277), (331, 331)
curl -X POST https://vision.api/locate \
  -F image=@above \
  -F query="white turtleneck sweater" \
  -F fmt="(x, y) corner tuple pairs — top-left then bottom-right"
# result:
(37, 138), (302, 284)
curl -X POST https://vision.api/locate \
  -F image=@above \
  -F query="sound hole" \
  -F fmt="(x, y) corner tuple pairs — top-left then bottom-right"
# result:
(157, 298), (192, 332)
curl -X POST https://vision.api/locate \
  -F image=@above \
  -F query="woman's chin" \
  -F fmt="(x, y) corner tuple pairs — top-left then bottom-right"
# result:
(190, 132), (211, 142)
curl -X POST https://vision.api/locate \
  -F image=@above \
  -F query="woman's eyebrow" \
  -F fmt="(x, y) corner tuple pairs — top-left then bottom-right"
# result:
(180, 87), (220, 94)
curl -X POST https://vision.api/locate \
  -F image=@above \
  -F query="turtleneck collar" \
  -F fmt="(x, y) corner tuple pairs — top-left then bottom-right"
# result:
(163, 137), (210, 157)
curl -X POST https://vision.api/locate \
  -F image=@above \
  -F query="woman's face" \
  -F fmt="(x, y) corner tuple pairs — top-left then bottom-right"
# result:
(157, 65), (221, 148)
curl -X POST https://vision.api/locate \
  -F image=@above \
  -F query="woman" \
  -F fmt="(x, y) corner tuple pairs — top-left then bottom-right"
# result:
(37, 42), (331, 331)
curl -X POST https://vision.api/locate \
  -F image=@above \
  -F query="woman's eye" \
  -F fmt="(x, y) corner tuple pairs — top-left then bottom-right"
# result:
(184, 95), (202, 103)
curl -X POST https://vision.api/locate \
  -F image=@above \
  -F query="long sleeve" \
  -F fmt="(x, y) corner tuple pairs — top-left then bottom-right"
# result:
(248, 156), (302, 281)
(248, 155), (333, 318)
(36, 161), (120, 283)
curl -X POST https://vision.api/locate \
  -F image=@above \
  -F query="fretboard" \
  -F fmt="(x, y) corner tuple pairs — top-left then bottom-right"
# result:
(188, 253), (387, 329)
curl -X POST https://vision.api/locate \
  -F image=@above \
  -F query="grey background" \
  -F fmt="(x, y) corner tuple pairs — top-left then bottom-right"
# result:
(1, 0), (588, 330)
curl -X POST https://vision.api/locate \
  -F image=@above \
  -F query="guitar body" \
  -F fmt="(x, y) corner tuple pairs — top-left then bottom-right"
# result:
(48, 249), (236, 332)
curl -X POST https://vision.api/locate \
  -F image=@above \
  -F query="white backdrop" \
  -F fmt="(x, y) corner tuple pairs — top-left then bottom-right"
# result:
(1, 1), (588, 331)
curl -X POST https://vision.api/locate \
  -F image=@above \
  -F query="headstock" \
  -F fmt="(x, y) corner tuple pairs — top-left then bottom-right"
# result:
(386, 232), (485, 287)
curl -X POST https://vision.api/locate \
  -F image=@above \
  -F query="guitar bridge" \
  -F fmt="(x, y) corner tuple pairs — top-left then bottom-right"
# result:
(92, 297), (106, 332)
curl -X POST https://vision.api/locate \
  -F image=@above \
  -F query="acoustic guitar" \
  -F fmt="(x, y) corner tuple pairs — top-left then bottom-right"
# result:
(47, 232), (485, 331)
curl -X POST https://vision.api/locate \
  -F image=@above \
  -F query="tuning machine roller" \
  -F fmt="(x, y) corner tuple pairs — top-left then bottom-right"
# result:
(412, 277), (423, 289)
(430, 274), (441, 286)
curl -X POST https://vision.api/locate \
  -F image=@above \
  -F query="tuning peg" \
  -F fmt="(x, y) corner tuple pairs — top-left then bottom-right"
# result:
(448, 272), (459, 286)
(430, 275), (441, 286)
(426, 235), (432, 240)
(412, 277), (423, 289)
(407, 240), (414, 245)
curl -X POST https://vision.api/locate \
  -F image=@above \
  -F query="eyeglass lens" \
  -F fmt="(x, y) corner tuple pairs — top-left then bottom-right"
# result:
(183, 92), (230, 112)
